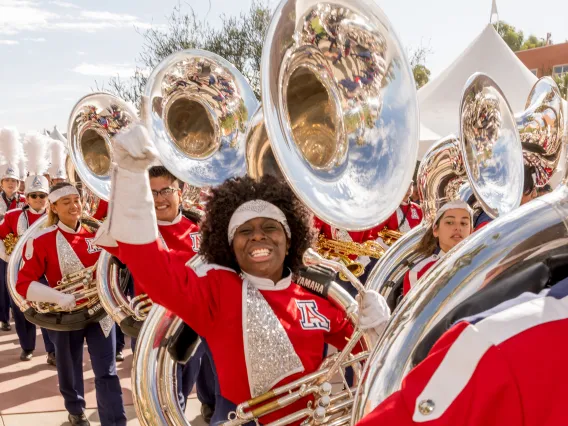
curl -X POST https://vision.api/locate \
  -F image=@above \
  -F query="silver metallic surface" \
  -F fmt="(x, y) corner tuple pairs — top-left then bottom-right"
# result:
(143, 49), (259, 188)
(96, 250), (133, 325)
(7, 216), (47, 313)
(245, 105), (284, 181)
(460, 73), (524, 218)
(352, 177), (568, 423)
(261, 0), (419, 230)
(516, 76), (565, 186)
(56, 230), (85, 276)
(67, 93), (137, 201)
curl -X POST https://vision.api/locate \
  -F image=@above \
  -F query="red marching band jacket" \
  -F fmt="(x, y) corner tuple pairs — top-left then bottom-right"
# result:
(381, 202), (423, 233)
(112, 238), (356, 425)
(16, 221), (102, 298)
(402, 252), (442, 296)
(356, 278), (568, 426)
(0, 192), (26, 219)
(0, 207), (44, 239)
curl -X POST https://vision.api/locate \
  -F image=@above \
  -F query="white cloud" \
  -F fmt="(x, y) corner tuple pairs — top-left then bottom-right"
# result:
(0, 39), (19, 45)
(23, 37), (46, 42)
(0, 0), (151, 35)
(49, 0), (79, 8)
(77, 51), (85, 55)
(72, 62), (135, 77)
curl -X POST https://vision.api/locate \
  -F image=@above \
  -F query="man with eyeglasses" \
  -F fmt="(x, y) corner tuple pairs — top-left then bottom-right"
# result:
(0, 173), (56, 363)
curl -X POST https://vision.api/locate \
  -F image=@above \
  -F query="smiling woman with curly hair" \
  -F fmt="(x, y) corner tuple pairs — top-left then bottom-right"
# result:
(199, 174), (316, 274)
(94, 124), (390, 426)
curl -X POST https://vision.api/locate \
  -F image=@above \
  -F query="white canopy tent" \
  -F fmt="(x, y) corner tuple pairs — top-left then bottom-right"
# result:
(418, 23), (538, 156)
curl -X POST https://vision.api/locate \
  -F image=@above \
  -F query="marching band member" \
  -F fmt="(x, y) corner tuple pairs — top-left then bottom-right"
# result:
(0, 133), (56, 363)
(475, 164), (537, 231)
(109, 165), (207, 414)
(15, 182), (126, 426)
(356, 276), (568, 426)
(95, 125), (390, 426)
(0, 127), (26, 332)
(380, 181), (423, 234)
(403, 201), (473, 296)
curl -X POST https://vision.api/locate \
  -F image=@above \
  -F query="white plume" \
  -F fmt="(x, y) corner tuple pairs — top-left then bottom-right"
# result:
(0, 127), (22, 166)
(47, 139), (67, 176)
(24, 132), (50, 176)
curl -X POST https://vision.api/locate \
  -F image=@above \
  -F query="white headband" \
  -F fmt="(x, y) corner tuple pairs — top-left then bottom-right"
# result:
(228, 200), (291, 244)
(434, 200), (474, 226)
(48, 186), (80, 203)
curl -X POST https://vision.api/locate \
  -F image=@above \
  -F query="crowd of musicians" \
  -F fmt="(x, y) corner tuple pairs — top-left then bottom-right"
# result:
(0, 119), (564, 426)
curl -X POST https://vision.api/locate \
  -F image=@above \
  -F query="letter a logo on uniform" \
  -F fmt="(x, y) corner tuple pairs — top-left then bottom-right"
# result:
(85, 238), (102, 254)
(296, 300), (330, 331)
(189, 232), (201, 253)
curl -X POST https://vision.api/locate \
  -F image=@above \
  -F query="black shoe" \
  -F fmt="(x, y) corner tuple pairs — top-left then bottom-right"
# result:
(68, 413), (90, 426)
(20, 350), (33, 361)
(115, 351), (124, 362)
(1, 321), (10, 331)
(201, 403), (214, 424)
(47, 352), (56, 366)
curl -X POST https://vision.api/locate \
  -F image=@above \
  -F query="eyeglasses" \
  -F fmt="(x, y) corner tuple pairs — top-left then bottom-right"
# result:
(29, 193), (47, 199)
(151, 187), (178, 198)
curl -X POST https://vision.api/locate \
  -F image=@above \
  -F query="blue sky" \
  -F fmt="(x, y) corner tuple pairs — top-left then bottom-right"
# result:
(1, 0), (567, 132)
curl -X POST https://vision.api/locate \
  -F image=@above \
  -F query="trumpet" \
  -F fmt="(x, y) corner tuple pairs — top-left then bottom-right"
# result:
(316, 229), (402, 281)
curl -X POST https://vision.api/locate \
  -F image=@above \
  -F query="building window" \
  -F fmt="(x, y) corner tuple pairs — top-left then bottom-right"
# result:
(553, 64), (568, 78)
(530, 69), (538, 76)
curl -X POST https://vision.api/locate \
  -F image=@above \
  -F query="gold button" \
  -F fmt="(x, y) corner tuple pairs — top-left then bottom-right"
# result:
(418, 399), (435, 415)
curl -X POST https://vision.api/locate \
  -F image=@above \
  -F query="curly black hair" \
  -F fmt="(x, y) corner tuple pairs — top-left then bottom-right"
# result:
(199, 175), (316, 273)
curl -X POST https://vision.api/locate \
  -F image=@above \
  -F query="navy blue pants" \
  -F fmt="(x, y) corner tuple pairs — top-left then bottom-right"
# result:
(12, 303), (54, 352)
(0, 260), (11, 323)
(47, 323), (126, 426)
(115, 325), (125, 353)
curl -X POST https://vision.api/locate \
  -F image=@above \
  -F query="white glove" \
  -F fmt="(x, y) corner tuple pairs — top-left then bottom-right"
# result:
(357, 290), (390, 344)
(26, 281), (76, 310)
(113, 124), (159, 173)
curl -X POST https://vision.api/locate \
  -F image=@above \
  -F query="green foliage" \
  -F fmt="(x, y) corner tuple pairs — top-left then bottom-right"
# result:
(409, 45), (432, 89)
(101, 2), (270, 106)
(554, 73), (568, 99)
(493, 20), (549, 52)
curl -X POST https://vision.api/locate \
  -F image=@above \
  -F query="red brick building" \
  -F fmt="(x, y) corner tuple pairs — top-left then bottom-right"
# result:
(515, 42), (568, 78)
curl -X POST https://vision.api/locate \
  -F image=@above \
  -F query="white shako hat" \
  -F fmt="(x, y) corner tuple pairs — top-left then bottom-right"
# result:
(47, 139), (68, 180)
(0, 127), (22, 181)
(23, 133), (50, 195)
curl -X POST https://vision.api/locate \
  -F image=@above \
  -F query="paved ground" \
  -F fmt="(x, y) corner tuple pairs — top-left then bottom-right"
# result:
(0, 319), (206, 426)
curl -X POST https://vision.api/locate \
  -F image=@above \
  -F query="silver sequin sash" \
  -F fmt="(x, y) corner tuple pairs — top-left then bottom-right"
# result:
(16, 211), (28, 236)
(242, 280), (304, 398)
(56, 230), (86, 277)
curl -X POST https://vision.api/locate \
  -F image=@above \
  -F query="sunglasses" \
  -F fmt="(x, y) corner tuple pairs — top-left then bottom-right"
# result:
(29, 193), (47, 199)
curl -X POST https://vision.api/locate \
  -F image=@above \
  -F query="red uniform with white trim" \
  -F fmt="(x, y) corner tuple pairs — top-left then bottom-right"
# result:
(402, 253), (441, 296)
(381, 202), (423, 234)
(15, 222), (101, 297)
(114, 240), (355, 424)
(158, 214), (200, 256)
(356, 278), (568, 426)
(0, 207), (44, 239)
(0, 192), (26, 219)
